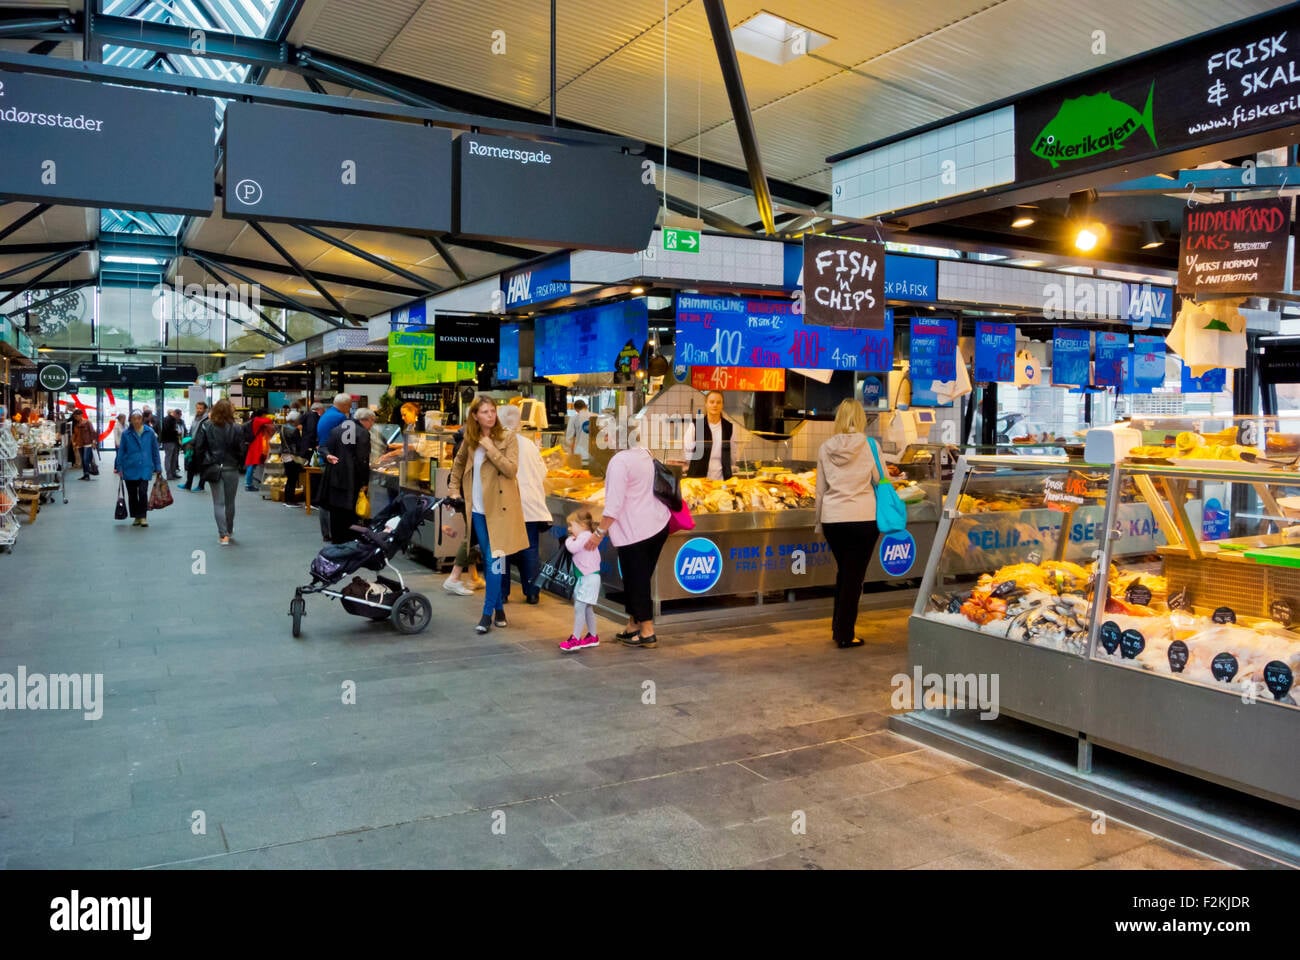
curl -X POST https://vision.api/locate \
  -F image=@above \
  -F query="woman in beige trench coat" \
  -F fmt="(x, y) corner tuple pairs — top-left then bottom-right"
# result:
(448, 395), (528, 633)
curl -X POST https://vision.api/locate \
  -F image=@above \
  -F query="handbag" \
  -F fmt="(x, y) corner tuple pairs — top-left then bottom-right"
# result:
(536, 548), (578, 601)
(866, 437), (907, 534)
(114, 476), (128, 520)
(651, 455), (682, 512)
(667, 497), (695, 534)
(149, 476), (173, 510)
(88, 449), (100, 476)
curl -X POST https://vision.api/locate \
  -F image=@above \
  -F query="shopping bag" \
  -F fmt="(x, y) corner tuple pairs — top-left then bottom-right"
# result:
(651, 456), (682, 511)
(88, 450), (100, 476)
(356, 487), (370, 519)
(867, 437), (907, 534)
(536, 548), (578, 601)
(148, 476), (173, 510)
(667, 498), (695, 534)
(114, 477), (128, 520)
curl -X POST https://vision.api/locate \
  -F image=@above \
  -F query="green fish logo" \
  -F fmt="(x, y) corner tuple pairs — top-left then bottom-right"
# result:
(1032, 83), (1157, 168)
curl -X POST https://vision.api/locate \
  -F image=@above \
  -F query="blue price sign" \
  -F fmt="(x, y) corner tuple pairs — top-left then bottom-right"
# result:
(1094, 332), (1128, 388)
(1052, 329), (1090, 387)
(973, 321), (1016, 382)
(675, 296), (893, 371)
(909, 317), (957, 406)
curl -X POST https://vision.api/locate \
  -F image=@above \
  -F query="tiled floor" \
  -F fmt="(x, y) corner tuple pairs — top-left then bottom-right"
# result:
(0, 473), (1229, 869)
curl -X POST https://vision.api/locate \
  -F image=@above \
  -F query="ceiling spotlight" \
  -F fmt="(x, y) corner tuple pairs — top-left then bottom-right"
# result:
(1066, 188), (1098, 222)
(631, 287), (646, 295)
(1010, 206), (1036, 229)
(1140, 219), (1171, 249)
(1074, 225), (1101, 252)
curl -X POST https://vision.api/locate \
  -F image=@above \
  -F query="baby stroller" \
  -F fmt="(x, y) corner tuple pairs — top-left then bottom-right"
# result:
(289, 492), (450, 637)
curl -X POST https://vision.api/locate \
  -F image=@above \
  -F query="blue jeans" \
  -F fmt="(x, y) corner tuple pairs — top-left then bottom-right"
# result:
(472, 512), (504, 617)
(244, 465), (257, 488)
(501, 520), (546, 601)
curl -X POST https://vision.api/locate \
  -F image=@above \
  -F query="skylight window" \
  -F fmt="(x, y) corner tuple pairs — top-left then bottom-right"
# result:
(731, 12), (830, 66)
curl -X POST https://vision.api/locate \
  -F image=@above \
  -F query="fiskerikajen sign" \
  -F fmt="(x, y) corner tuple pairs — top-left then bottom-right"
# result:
(1016, 8), (1300, 181)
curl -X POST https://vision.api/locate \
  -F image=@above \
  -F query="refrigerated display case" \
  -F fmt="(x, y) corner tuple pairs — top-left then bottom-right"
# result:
(908, 454), (1300, 809)
(541, 446), (943, 620)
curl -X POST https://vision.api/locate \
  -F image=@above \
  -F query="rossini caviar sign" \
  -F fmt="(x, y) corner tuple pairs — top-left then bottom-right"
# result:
(1015, 8), (1300, 181)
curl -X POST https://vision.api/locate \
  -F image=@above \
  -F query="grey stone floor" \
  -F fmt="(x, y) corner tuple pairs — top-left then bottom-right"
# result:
(0, 472), (1228, 870)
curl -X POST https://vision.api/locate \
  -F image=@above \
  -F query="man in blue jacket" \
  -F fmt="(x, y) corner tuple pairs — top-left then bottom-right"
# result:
(313, 394), (352, 541)
(114, 410), (163, 527)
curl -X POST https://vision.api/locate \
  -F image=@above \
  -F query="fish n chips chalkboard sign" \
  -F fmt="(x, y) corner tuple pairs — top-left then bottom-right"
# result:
(802, 234), (885, 330)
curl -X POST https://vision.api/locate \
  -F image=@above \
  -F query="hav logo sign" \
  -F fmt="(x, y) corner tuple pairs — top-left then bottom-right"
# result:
(674, 537), (723, 594)
(878, 530), (916, 578)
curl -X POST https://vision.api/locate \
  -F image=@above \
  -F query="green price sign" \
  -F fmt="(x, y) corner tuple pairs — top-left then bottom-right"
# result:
(388, 333), (473, 387)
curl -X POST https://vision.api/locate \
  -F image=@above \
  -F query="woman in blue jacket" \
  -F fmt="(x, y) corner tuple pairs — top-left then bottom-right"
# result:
(115, 411), (163, 527)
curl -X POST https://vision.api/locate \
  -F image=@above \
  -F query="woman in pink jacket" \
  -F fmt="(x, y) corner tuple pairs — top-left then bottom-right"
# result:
(814, 399), (880, 648)
(583, 444), (671, 648)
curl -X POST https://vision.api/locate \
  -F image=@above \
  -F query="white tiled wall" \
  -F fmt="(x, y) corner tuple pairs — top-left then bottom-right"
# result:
(425, 277), (498, 314)
(637, 231), (785, 286)
(832, 106), (1016, 219)
(939, 259), (1051, 310)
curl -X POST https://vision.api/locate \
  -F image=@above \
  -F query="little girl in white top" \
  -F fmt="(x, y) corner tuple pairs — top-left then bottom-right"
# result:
(560, 507), (603, 652)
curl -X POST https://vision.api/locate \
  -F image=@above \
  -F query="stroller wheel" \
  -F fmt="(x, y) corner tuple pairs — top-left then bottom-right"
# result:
(289, 596), (306, 638)
(391, 592), (432, 635)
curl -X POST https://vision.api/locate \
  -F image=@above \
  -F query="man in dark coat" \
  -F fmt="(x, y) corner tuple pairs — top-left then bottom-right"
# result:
(300, 401), (326, 537)
(321, 407), (374, 544)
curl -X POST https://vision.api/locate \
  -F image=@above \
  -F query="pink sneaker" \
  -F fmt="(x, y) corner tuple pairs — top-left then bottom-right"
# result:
(558, 635), (587, 653)
(578, 634), (600, 649)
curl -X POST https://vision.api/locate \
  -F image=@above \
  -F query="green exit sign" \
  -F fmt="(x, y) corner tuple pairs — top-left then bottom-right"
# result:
(663, 227), (700, 253)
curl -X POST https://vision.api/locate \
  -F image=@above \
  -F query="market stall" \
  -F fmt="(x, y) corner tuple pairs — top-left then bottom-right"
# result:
(904, 432), (1300, 815)
(540, 441), (942, 623)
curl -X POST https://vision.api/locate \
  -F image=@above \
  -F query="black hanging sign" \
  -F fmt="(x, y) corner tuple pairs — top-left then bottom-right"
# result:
(1212, 606), (1237, 624)
(1263, 660), (1294, 700)
(1211, 652), (1239, 683)
(1124, 581), (1152, 606)
(1178, 198), (1290, 296)
(0, 71), (214, 214)
(1167, 640), (1190, 673)
(1100, 621), (1122, 655)
(224, 102), (453, 234)
(802, 234), (886, 330)
(1119, 629), (1146, 660)
(433, 316), (500, 364)
(455, 133), (659, 252)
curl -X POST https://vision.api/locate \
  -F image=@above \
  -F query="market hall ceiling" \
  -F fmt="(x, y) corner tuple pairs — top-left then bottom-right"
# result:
(0, 0), (1291, 333)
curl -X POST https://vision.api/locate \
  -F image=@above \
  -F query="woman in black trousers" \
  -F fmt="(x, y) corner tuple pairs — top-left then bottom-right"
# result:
(814, 399), (881, 648)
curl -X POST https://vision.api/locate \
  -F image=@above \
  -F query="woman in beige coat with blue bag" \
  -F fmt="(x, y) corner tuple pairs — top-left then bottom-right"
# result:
(814, 399), (880, 649)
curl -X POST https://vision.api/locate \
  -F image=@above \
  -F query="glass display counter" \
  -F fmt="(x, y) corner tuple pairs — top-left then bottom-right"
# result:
(370, 427), (463, 562)
(909, 455), (1300, 809)
(542, 451), (943, 620)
